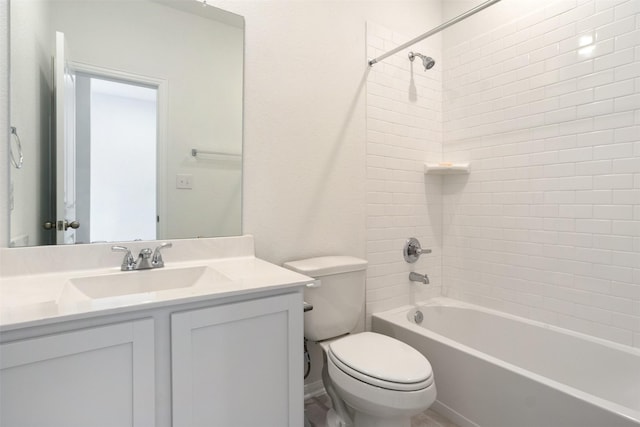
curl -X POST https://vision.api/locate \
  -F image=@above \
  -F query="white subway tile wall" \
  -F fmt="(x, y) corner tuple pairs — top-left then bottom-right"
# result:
(443, 0), (640, 347)
(365, 23), (443, 326)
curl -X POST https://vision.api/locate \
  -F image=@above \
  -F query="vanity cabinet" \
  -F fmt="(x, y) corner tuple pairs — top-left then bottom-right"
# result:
(171, 293), (304, 427)
(0, 318), (155, 427)
(0, 290), (304, 427)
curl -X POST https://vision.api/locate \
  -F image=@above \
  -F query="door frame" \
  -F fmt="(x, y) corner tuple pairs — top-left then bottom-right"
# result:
(69, 61), (169, 241)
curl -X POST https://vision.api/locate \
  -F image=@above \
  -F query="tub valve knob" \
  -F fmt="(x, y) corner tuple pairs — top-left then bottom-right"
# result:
(404, 237), (431, 263)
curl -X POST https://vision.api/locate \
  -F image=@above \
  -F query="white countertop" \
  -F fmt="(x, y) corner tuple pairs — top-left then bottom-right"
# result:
(0, 236), (312, 331)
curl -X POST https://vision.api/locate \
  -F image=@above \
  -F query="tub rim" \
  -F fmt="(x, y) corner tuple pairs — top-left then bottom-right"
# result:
(372, 297), (640, 425)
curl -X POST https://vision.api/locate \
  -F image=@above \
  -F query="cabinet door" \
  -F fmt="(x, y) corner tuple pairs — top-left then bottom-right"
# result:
(172, 293), (303, 427)
(0, 318), (155, 427)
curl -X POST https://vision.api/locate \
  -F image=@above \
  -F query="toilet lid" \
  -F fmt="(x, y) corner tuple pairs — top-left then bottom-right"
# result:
(328, 332), (433, 390)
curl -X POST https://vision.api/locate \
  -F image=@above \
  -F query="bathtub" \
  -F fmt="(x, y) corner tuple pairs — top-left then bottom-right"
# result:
(372, 298), (640, 427)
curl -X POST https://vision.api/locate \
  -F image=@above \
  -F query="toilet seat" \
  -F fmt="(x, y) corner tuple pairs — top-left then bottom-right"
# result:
(328, 332), (433, 392)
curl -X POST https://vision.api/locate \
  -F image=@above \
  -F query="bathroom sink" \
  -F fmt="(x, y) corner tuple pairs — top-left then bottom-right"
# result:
(59, 266), (231, 306)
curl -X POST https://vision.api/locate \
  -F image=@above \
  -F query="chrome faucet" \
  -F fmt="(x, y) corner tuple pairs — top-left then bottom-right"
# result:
(409, 272), (429, 284)
(112, 246), (135, 271)
(151, 242), (172, 268)
(135, 248), (154, 270)
(112, 242), (173, 271)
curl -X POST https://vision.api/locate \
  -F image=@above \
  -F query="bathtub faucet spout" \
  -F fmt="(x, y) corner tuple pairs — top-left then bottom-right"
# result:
(409, 272), (429, 284)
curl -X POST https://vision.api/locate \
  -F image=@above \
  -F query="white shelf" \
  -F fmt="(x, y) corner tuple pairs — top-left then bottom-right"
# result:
(424, 162), (471, 175)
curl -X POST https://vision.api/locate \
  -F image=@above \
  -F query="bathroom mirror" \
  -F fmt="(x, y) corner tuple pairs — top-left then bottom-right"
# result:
(8, 0), (244, 247)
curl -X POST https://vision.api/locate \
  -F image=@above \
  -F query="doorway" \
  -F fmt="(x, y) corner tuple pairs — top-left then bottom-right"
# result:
(75, 74), (158, 243)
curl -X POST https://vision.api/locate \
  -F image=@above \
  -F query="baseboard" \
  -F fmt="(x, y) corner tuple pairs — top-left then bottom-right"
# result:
(431, 400), (479, 427)
(304, 380), (325, 400)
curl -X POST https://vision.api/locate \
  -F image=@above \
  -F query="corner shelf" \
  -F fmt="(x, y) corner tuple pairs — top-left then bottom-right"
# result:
(424, 162), (471, 175)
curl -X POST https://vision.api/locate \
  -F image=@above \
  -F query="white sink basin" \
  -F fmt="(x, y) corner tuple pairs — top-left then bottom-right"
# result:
(58, 266), (231, 307)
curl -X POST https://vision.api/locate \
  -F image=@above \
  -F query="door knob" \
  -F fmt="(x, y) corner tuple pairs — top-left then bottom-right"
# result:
(64, 220), (80, 230)
(43, 220), (80, 230)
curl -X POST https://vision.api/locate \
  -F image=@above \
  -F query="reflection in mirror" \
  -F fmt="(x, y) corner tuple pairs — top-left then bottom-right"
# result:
(9, 0), (244, 247)
(76, 74), (158, 244)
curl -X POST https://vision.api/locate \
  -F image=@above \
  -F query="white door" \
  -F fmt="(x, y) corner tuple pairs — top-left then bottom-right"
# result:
(54, 31), (78, 244)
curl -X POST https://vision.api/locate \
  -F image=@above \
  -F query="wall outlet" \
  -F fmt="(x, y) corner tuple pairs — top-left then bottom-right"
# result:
(176, 174), (193, 189)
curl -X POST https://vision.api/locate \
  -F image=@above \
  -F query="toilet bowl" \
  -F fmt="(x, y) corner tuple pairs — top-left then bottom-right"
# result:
(322, 332), (436, 427)
(283, 256), (437, 427)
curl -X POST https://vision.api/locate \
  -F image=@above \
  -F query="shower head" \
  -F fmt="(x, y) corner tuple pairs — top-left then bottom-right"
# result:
(408, 52), (436, 70)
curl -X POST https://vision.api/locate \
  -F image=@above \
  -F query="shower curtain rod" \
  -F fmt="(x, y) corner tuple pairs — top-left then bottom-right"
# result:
(368, 0), (502, 67)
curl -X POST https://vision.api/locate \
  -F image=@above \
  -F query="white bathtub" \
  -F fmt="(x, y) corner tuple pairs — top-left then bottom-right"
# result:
(372, 298), (640, 427)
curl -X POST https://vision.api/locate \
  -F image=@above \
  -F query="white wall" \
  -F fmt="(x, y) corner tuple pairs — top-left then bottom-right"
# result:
(361, 0), (639, 349)
(0, 0), (7, 246)
(209, 0), (442, 265)
(442, 0), (640, 347)
(9, 0), (52, 246)
(442, 0), (563, 47)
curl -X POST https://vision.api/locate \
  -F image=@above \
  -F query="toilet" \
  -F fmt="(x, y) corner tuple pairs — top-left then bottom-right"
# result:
(284, 256), (436, 427)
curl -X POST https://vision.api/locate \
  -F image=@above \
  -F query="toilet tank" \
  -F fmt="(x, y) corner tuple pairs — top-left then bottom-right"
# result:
(283, 256), (367, 342)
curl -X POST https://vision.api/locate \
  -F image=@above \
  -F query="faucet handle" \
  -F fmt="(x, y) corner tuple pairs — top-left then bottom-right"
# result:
(112, 245), (135, 271)
(403, 237), (431, 263)
(152, 242), (173, 267)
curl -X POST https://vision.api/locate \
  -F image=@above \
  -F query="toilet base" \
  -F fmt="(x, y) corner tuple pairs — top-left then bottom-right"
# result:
(325, 407), (412, 427)
(326, 408), (348, 427)
(352, 411), (411, 427)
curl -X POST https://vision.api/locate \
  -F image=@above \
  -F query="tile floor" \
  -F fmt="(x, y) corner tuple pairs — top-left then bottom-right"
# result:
(304, 394), (460, 427)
